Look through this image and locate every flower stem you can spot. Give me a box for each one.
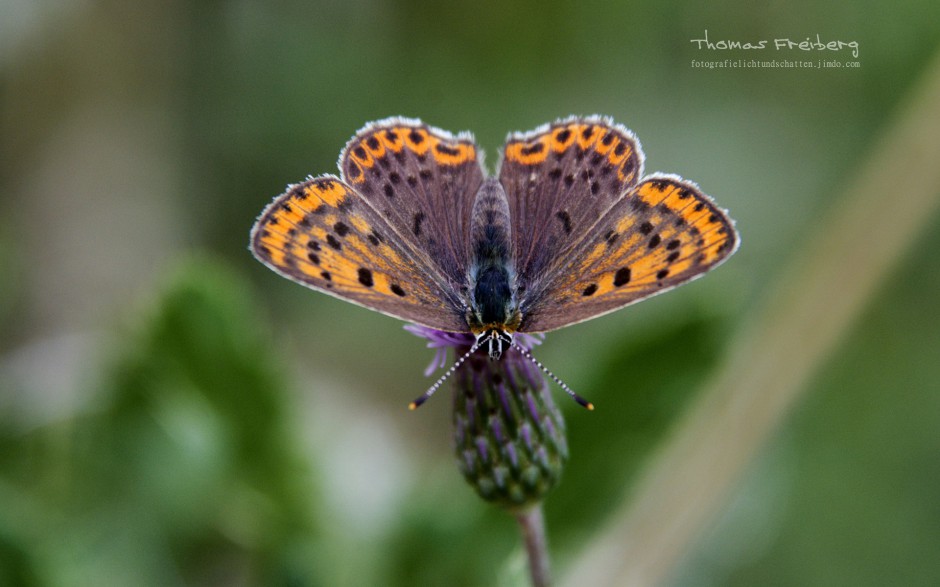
[515,505,551,587]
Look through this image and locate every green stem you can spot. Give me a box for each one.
[515,505,551,587]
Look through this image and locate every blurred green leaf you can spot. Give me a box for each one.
[0,259,324,586]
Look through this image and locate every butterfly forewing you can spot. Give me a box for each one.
[517,175,738,332]
[251,175,471,330]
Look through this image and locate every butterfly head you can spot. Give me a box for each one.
[473,328,514,360]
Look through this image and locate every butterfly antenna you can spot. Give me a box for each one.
[409,340,483,410]
[511,340,595,410]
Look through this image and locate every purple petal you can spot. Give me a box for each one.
[475,437,490,464]
[505,443,519,470]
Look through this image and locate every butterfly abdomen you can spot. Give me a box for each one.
[473,224,511,263]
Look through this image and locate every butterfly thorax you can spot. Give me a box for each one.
[466,179,521,358]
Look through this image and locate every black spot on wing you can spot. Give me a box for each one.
[358,268,374,287]
[556,210,572,234]
[413,212,426,236]
[614,267,631,287]
[521,142,544,155]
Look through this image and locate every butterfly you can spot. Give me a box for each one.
[250,116,739,407]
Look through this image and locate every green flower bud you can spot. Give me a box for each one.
[452,343,568,509]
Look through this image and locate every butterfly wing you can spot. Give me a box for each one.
[517,174,738,332]
[498,117,737,333]
[498,116,643,292]
[339,117,485,287]
[250,118,485,332]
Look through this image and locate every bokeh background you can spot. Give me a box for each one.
[2,1,939,585]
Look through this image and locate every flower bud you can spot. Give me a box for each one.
[451,343,568,509]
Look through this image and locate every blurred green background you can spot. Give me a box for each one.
[2,1,939,585]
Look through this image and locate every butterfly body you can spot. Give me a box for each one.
[251,116,738,361]
[466,179,521,357]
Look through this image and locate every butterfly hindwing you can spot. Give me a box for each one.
[498,116,644,304]
[340,117,485,288]
[518,174,739,332]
